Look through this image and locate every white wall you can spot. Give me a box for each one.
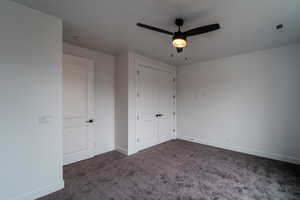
[0,1,64,200]
[115,53,129,153]
[63,43,115,155]
[177,43,300,164]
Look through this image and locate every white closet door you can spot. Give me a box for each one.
[63,55,95,165]
[136,66,160,151]
[158,71,175,143]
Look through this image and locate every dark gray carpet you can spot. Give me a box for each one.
[38,140,300,200]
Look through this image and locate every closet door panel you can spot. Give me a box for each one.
[158,71,175,143]
[136,66,160,150]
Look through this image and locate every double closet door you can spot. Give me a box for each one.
[136,65,176,151]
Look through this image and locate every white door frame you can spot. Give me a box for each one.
[63,54,95,165]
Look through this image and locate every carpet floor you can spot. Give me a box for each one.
[39,140,300,200]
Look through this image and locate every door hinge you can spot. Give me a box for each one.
[137,92,140,98]
[173,78,176,82]
[173,95,176,99]
[137,115,139,120]
[173,129,175,133]
[137,138,140,143]
[173,112,176,116]
[137,70,140,75]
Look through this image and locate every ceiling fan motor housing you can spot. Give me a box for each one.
[173,31,186,41]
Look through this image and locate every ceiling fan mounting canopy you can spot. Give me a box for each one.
[137,17,220,53]
[175,18,184,28]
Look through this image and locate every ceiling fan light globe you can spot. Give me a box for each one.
[172,38,187,48]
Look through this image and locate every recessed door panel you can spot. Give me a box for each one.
[64,126,88,154]
[63,63,88,118]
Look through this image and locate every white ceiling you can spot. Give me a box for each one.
[13,0,300,66]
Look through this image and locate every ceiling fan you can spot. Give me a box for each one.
[137,18,220,53]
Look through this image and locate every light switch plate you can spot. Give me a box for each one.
[38,115,53,124]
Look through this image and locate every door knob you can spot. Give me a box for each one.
[155,114,159,118]
[158,114,163,117]
[86,119,94,123]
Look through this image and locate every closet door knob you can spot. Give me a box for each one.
[86,119,94,123]
[158,114,163,117]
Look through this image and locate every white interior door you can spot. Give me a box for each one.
[136,66,160,151]
[63,55,95,165]
[158,71,176,143]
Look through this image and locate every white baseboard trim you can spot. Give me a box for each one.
[115,146,128,155]
[94,147,115,156]
[9,180,64,200]
[178,136,300,165]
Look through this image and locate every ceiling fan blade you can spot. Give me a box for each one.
[184,24,220,37]
[137,23,173,35]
